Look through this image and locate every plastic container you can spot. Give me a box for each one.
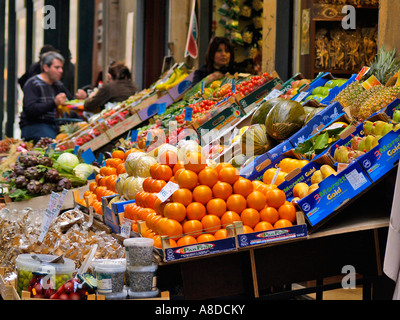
[102,288,129,300]
[123,237,154,266]
[94,262,126,294]
[128,288,159,299]
[15,254,75,296]
[127,264,158,292]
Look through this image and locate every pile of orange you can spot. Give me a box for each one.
[263,158,309,186]
[128,150,298,249]
[81,149,130,215]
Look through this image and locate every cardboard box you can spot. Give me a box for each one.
[102,195,135,234]
[235,213,308,248]
[297,160,372,231]
[137,94,174,121]
[236,77,283,114]
[167,71,195,101]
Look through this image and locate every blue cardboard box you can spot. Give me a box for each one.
[102,195,136,234]
[137,93,174,121]
[297,160,372,230]
[167,71,195,101]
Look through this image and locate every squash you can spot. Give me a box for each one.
[241,124,275,157]
[265,99,306,141]
[251,98,282,125]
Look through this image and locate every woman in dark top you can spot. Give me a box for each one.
[84,62,139,114]
[193,37,237,85]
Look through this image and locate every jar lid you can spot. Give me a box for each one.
[94,262,126,273]
[123,237,154,247]
[128,288,159,299]
[15,254,75,274]
[127,263,158,273]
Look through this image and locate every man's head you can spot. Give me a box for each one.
[40,51,65,84]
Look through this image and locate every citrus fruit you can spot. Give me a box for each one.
[143,177,154,192]
[172,188,192,207]
[243,225,254,234]
[186,202,206,220]
[214,228,228,240]
[212,181,233,200]
[226,194,247,214]
[233,178,254,198]
[184,152,207,173]
[177,170,198,190]
[163,202,186,222]
[254,221,274,232]
[246,191,267,211]
[240,208,260,229]
[197,234,216,243]
[112,150,125,160]
[220,211,241,228]
[192,185,213,205]
[159,150,178,168]
[219,166,239,185]
[150,163,160,179]
[215,163,233,174]
[201,214,221,234]
[206,198,227,217]
[198,168,219,188]
[260,206,279,225]
[150,179,167,193]
[266,188,286,209]
[278,203,297,224]
[155,164,173,182]
[158,218,183,240]
[182,220,203,238]
[173,161,185,175]
[274,219,293,229]
[177,235,197,247]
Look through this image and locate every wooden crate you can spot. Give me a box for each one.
[0,268,20,300]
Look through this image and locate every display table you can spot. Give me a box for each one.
[156,175,395,300]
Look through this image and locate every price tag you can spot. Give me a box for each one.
[158,102,167,115]
[73,145,80,155]
[81,148,96,164]
[362,75,381,90]
[294,91,308,102]
[264,89,282,101]
[157,182,180,202]
[345,169,368,191]
[145,131,152,147]
[231,79,236,94]
[131,130,138,142]
[184,107,193,122]
[38,192,62,242]
[120,218,133,238]
[201,81,205,94]
[356,66,371,81]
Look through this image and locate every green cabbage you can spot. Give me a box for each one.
[73,163,94,180]
[57,153,80,169]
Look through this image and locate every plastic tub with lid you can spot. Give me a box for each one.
[123,237,154,266]
[127,263,157,292]
[94,262,126,295]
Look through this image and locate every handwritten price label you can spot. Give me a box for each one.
[157,182,180,202]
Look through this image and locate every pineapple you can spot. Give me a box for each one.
[368,47,400,85]
[334,81,365,108]
[56,123,83,141]
[350,84,385,119]
[358,86,400,121]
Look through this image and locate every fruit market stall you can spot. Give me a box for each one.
[2,45,400,300]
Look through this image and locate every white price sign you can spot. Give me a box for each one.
[157,182,180,203]
[120,218,133,238]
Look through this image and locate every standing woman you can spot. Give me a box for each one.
[193,37,237,85]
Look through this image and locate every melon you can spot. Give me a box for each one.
[251,98,282,125]
[265,99,306,141]
[241,124,275,157]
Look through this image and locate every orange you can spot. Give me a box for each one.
[177,235,197,247]
[144,193,159,210]
[177,170,198,190]
[186,202,206,221]
[143,177,154,192]
[263,168,286,186]
[159,150,178,168]
[240,208,260,229]
[266,189,286,209]
[182,220,203,238]
[174,168,185,181]
[226,194,247,214]
[197,234,216,243]
[233,178,254,198]
[192,185,213,205]
[215,162,233,174]
[246,191,267,211]
[100,166,117,177]
[89,182,97,193]
[95,174,103,184]
[150,179,167,193]
[163,202,186,222]
[106,158,123,168]
[274,219,293,229]
[278,203,297,224]
[172,188,192,207]
[124,203,137,220]
[253,181,276,195]
[150,163,160,179]
[198,168,219,188]
[214,229,228,240]
[220,211,241,228]
[254,221,274,232]
[112,150,125,160]
[116,163,126,175]
[106,175,117,192]
[158,218,183,240]
[201,214,221,234]
[173,162,185,175]
[260,206,279,225]
[155,164,173,182]
[154,198,168,215]
[212,181,233,201]
[145,211,157,230]
[243,225,254,234]
[219,166,240,185]
[206,198,227,217]
[184,151,207,173]
[155,217,169,235]
[124,148,143,161]
[153,235,177,249]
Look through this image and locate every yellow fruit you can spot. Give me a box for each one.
[293,183,309,199]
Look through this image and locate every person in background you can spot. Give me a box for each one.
[18,44,58,90]
[19,51,86,143]
[84,61,139,114]
[193,37,238,85]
